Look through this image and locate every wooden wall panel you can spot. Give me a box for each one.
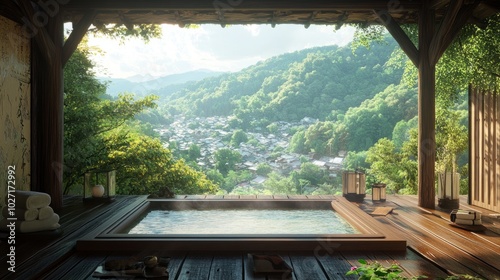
[470,86,500,212]
[0,15,31,207]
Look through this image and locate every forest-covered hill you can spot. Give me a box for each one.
[155,37,405,126]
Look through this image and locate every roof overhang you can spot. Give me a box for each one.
[61,0,499,27]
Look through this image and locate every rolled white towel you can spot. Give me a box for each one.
[38,206,55,220]
[2,206,39,221]
[5,191,51,210]
[0,213,60,233]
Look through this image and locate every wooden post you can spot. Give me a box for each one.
[417,1,436,209]
[31,13,64,211]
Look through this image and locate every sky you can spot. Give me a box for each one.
[85,24,356,80]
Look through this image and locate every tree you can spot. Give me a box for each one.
[267,123,279,134]
[230,129,248,147]
[289,130,307,154]
[63,46,155,193]
[63,44,218,195]
[214,148,242,176]
[366,138,405,192]
[263,172,297,195]
[435,107,468,176]
[256,163,272,176]
[187,144,201,162]
[304,121,335,155]
[296,162,325,186]
[205,169,224,189]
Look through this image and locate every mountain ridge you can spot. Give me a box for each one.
[99,69,225,97]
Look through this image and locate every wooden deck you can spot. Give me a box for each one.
[1,195,499,280]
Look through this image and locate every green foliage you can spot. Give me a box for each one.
[230,129,248,147]
[435,107,468,174]
[346,259,422,280]
[205,169,224,189]
[214,148,242,176]
[346,259,483,280]
[159,38,403,124]
[304,121,335,155]
[223,170,253,193]
[256,163,272,176]
[332,84,417,152]
[296,162,325,186]
[387,15,500,101]
[187,144,201,162]
[88,23,162,43]
[263,172,297,195]
[366,138,417,194]
[289,129,307,154]
[437,14,500,95]
[267,123,279,134]
[63,45,218,195]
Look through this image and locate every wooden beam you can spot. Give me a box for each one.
[17,0,56,64]
[31,11,64,210]
[216,9,225,28]
[63,10,96,67]
[429,0,463,65]
[430,0,481,64]
[432,0,481,63]
[335,11,348,30]
[417,1,436,209]
[65,0,422,11]
[304,11,319,29]
[374,10,419,67]
[118,11,134,30]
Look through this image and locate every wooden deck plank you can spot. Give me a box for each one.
[268,254,294,280]
[388,249,449,278]
[391,196,500,259]
[176,255,213,280]
[168,254,187,280]
[0,196,146,280]
[272,195,288,199]
[41,253,107,280]
[378,212,498,278]
[224,195,240,199]
[256,195,273,200]
[315,252,354,280]
[208,254,243,280]
[289,254,328,280]
[243,253,266,280]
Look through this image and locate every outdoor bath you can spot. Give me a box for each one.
[76,197,406,252]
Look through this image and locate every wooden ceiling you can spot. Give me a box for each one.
[61,0,500,28]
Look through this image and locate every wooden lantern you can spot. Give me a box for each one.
[342,171,366,202]
[83,170,116,203]
[372,183,386,203]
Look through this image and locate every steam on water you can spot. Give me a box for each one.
[128,209,358,234]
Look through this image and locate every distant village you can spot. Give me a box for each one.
[156,116,346,190]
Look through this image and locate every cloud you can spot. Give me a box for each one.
[86,24,355,78]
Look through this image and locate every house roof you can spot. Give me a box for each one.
[61,0,500,27]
